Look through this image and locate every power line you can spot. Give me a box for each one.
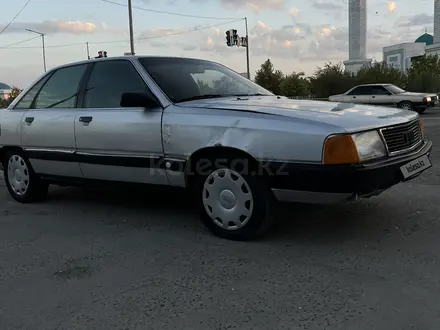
[0,0,32,36]
[0,35,39,48]
[99,0,242,20]
[0,19,243,50]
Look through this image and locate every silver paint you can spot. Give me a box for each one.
[0,56,424,204]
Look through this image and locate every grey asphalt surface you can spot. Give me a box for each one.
[1,109,439,330]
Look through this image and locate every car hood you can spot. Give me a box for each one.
[177,96,418,132]
[399,91,437,97]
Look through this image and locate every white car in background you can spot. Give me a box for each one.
[329,83,438,114]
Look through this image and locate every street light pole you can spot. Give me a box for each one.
[127,0,135,55]
[25,28,46,72]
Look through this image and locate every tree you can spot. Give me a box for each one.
[407,55,440,92]
[0,87,21,108]
[309,62,355,98]
[279,72,311,97]
[409,54,440,75]
[254,59,284,95]
[356,62,406,88]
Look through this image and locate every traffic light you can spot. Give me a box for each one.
[240,36,248,47]
[232,29,238,46]
[226,30,232,46]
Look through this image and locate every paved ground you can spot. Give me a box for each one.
[1,109,439,330]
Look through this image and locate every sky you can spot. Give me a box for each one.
[0,0,436,87]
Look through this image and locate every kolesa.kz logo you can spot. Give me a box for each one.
[406,159,425,173]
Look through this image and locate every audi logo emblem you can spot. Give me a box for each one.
[403,130,415,143]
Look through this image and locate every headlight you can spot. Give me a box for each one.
[423,97,431,102]
[323,130,386,164]
[351,130,387,161]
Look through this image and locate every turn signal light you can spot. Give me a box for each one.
[323,135,360,164]
[420,119,426,137]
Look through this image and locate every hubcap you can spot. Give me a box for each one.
[400,103,412,111]
[202,168,254,231]
[7,155,30,196]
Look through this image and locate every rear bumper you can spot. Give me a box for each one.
[267,140,433,204]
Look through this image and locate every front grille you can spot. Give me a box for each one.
[380,120,423,154]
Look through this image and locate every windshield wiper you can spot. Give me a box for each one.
[176,94,229,103]
[232,93,269,97]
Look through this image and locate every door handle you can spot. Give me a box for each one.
[372,96,376,98]
[79,116,93,123]
[24,117,34,124]
[352,96,356,99]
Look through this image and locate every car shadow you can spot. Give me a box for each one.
[42,184,397,244]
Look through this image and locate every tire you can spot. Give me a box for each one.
[398,101,414,112]
[193,157,275,241]
[3,149,49,203]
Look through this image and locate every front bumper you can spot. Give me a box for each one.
[268,140,433,204]
[417,102,437,110]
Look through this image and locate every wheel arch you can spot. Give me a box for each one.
[184,146,267,189]
[0,146,24,166]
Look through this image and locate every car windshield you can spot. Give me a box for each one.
[386,84,406,94]
[138,57,273,103]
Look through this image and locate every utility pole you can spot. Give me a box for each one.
[128,0,135,55]
[245,17,250,80]
[26,28,46,72]
[86,42,90,59]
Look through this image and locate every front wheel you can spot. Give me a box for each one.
[398,101,414,112]
[3,150,48,203]
[194,159,275,240]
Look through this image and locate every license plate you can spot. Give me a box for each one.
[400,155,432,179]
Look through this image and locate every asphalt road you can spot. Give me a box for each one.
[1,109,439,330]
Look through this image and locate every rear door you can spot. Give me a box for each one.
[342,86,372,104]
[19,64,88,177]
[74,59,168,184]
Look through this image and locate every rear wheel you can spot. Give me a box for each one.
[3,150,48,203]
[193,157,275,240]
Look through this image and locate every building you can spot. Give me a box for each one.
[383,41,426,72]
[425,0,440,55]
[382,1,440,67]
[0,82,12,100]
[343,0,372,74]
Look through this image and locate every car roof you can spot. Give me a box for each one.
[46,55,216,72]
[354,83,393,87]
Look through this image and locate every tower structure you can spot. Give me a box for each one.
[343,0,372,73]
[426,0,440,55]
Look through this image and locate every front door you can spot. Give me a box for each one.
[369,85,393,106]
[74,59,168,185]
[20,63,88,178]
[343,86,372,104]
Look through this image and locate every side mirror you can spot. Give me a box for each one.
[120,92,159,109]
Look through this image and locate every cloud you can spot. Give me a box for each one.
[387,1,397,12]
[311,0,345,11]
[395,13,433,28]
[101,22,127,35]
[289,7,299,17]
[0,20,96,35]
[199,0,285,12]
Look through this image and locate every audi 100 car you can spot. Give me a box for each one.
[0,56,433,240]
[329,83,438,114]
